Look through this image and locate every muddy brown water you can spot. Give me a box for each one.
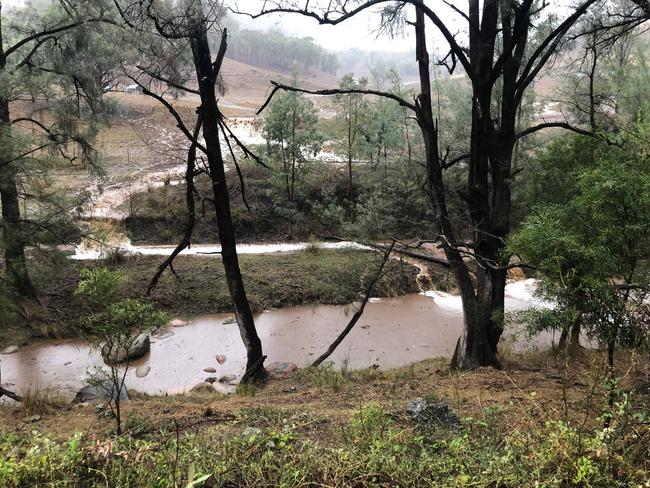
[0,281,555,399]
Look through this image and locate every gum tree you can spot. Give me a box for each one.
[113,0,267,381]
[240,0,648,369]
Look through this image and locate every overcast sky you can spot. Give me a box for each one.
[229,0,465,52]
[3,0,569,54]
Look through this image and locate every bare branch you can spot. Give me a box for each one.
[232,0,472,76]
[147,113,204,294]
[312,240,396,367]
[257,80,417,115]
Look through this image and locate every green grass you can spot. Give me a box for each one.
[0,399,646,487]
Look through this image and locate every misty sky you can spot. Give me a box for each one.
[230,0,464,52]
[3,0,570,54]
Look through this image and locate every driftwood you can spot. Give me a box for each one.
[312,240,396,367]
[0,386,22,402]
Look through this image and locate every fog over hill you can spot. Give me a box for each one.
[223,16,420,81]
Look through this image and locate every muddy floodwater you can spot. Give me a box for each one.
[0,280,554,399]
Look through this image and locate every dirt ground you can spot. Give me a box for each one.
[2,349,648,446]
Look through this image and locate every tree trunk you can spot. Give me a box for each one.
[189,26,265,382]
[411,3,500,369]
[0,90,36,298]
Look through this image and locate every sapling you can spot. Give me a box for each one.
[76,267,166,434]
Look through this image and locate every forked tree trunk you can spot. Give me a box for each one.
[412,1,502,369]
[189,22,265,382]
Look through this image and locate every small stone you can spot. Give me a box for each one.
[203,367,217,373]
[215,355,227,364]
[25,415,41,423]
[406,398,460,430]
[169,319,187,328]
[191,382,214,392]
[204,377,218,384]
[241,426,262,437]
[1,345,19,354]
[218,374,237,383]
[223,316,236,325]
[135,365,151,378]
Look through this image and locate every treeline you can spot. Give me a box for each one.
[224,24,339,75]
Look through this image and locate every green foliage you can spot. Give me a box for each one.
[262,71,323,201]
[509,125,650,348]
[225,19,339,75]
[75,267,122,310]
[76,267,166,435]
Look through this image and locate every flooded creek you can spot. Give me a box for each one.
[0,280,554,399]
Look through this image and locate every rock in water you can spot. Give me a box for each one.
[135,365,151,378]
[266,362,298,378]
[218,374,237,383]
[74,379,129,404]
[169,319,187,328]
[406,398,460,429]
[204,377,218,384]
[215,355,227,364]
[1,345,19,354]
[203,367,217,373]
[101,334,150,364]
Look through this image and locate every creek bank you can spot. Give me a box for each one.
[0,249,420,350]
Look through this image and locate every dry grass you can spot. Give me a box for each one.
[20,389,68,417]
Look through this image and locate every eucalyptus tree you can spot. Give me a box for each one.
[0,0,111,298]
[262,68,322,201]
[333,73,369,220]
[362,68,403,171]
[239,0,649,369]
[113,0,266,381]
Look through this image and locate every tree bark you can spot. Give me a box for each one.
[189,25,265,382]
[411,2,500,369]
[0,45,36,298]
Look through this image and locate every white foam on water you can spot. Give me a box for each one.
[70,241,372,260]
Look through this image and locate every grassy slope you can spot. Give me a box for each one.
[0,350,648,486]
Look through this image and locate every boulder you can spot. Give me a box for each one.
[135,365,151,378]
[406,398,460,429]
[73,379,129,404]
[266,362,298,378]
[101,334,150,364]
[215,355,227,364]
